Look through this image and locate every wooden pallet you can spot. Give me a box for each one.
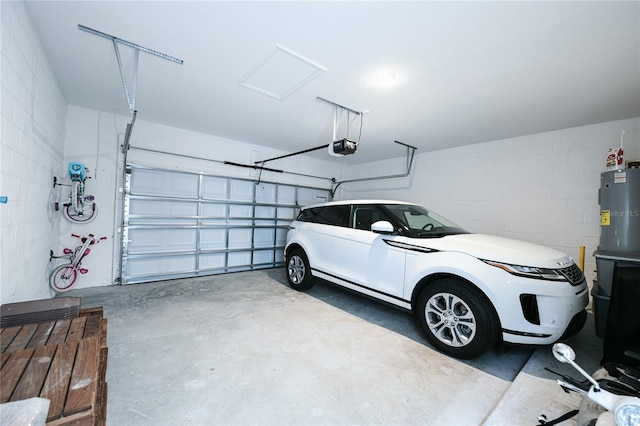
[0,308,108,425]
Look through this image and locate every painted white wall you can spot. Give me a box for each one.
[337,117,640,286]
[1,1,67,304]
[58,107,128,291]
[62,105,341,290]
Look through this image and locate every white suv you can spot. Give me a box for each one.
[284,200,589,359]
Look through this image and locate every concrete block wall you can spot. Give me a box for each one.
[1,1,67,304]
[339,117,640,287]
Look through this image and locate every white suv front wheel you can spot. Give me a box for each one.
[286,249,315,290]
[417,279,500,359]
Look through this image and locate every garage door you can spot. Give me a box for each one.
[121,164,330,284]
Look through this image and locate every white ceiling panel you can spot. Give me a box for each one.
[23,1,640,164]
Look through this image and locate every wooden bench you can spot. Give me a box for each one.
[0,307,108,425]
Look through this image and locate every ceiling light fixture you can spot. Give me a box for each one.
[371,70,399,90]
[376,72,396,84]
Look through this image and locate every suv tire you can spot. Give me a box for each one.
[417,278,499,359]
[286,248,315,290]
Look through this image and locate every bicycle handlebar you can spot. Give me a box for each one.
[69,234,107,244]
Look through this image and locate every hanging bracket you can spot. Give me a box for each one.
[331,140,417,197]
[317,97,367,157]
[78,25,184,113]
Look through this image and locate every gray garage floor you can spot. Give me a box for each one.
[62,269,603,425]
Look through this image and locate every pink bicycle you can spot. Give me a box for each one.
[49,233,106,292]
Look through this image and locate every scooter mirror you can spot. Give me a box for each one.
[551,342,602,391]
[552,343,575,363]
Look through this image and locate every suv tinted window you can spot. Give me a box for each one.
[297,205,349,227]
[352,205,389,230]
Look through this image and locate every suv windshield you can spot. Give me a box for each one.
[383,204,469,238]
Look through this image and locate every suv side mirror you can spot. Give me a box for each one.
[371,220,395,234]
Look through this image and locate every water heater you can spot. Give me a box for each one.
[598,168,640,256]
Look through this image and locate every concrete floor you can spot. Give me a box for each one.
[62,269,604,425]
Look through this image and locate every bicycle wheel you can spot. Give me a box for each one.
[50,264,78,292]
[73,181,82,213]
[63,200,97,223]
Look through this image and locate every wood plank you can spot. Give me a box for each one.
[1,304,108,425]
[100,318,108,348]
[83,314,102,339]
[79,306,103,317]
[26,320,56,348]
[46,410,95,426]
[99,347,108,379]
[1,351,11,369]
[66,316,88,342]
[64,336,99,417]
[47,319,72,345]
[1,326,21,352]
[99,381,108,426]
[11,344,57,401]
[42,339,78,421]
[0,348,35,403]
[4,323,38,353]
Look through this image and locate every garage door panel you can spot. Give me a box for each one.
[256,183,276,203]
[228,252,251,267]
[122,165,330,284]
[200,229,227,250]
[298,187,329,206]
[129,217,196,226]
[254,228,275,248]
[277,186,296,204]
[129,199,198,224]
[200,203,226,217]
[254,220,275,228]
[255,206,275,219]
[127,255,196,277]
[128,228,197,254]
[201,176,228,200]
[229,180,254,201]
[131,169,198,198]
[275,228,288,245]
[200,203,227,225]
[229,204,252,218]
[199,253,226,270]
[277,207,295,220]
[228,228,252,249]
[254,250,274,265]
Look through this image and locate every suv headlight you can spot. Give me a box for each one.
[483,260,566,281]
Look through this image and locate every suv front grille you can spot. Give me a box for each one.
[558,263,585,286]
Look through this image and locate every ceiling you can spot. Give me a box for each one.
[24,1,640,165]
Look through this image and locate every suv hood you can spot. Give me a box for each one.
[416,233,573,268]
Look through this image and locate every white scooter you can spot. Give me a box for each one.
[546,343,640,426]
